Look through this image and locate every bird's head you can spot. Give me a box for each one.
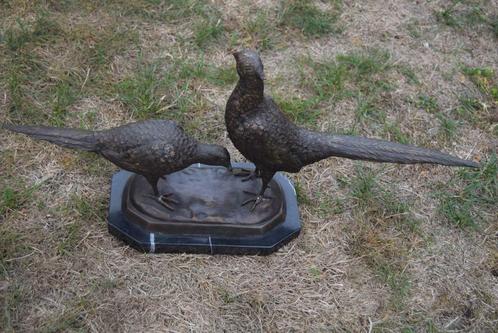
[232,49,265,81]
[197,144,232,170]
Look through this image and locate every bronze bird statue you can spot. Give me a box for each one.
[225,49,479,209]
[3,120,231,210]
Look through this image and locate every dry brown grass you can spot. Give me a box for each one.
[1,0,497,332]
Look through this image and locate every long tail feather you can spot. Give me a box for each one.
[302,130,479,168]
[2,124,97,152]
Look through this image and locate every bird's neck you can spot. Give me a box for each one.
[235,77,264,104]
[195,144,221,166]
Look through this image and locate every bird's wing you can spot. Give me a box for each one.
[100,140,179,175]
[244,100,304,172]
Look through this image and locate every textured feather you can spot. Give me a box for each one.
[2,124,97,151]
[299,130,479,168]
[3,120,231,195]
[225,49,480,191]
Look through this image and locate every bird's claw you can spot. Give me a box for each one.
[242,190,273,199]
[232,168,253,176]
[241,196,265,211]
[240,173,256,182]
[145,193,178,211]
[241,190,272,211]
[232,168,258,182]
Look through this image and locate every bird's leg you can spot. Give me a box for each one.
[146,175,160,196]
[155,192,179,211]
[242,170,275,211]
[144,175,178,211]
[233,167,261,182]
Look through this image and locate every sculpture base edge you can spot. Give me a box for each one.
[107,163,301,255]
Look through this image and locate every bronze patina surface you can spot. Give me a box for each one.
[122,165,286,237]
[2,120,231,210]
[225,49,479,209]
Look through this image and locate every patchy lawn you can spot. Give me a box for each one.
[1,0,497,332]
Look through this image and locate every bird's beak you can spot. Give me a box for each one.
[257,70,265,81]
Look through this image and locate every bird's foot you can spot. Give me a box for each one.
[241,190,273,211]
[232,168,257,182]
[158,193,179,211]
[145,193,178,211]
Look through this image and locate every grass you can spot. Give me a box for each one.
[52,193,106,255]
[303,49,392,100]
[294,182,312,206]
[50,81,78,126]
[279,0,342,36]
[397,64,420,85]
[301,48,394,130]
[416,95,439,113]
[405,19,422,39]
[453,96,483,123]
[113,0,228,47]
[361,172,417,217]
[67,23,139,71]
[0,188,24,219]
[3,12,63,51]
[348,166,413,220]
[65,193,107,222]
[436,0,498,37]
[437,154,497,229]
[39,297,93,333]
[56,222,83,256]
[415,95,461,140]
[436,112,459,141]
[116,56,236,121]
[436,2,461,28]
[177,58,237,86]
[315,196,345,218]
[308,265,326,281]
[462,66,497,100]
[3,22,59,122]
[383,122,411,144]
[1,282,28,332]
[0,226,30,275]
[106,0,212,24]
[354,96,386,124]
[242,11,277,50]
[1,0,496,331]
[116,62,167,119]
[274,96,321,127]
[344,166,420,311]
[91,278,121,292]
[456,66,498,135]
[491,16,498,37]
[0,182,39,220]
[0,225,37,332]
[194,14,224,47]
[377,262,411,310]
[1,11,138,125]
[303,57,346,99]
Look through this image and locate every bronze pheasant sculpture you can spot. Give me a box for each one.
[3,120,231,210]
[225,49,479,209]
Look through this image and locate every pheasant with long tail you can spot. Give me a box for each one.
[225,49,479,209]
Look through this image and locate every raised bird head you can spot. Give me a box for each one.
[197,144,232,170]
[233,49,265,81]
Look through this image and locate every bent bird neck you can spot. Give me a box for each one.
[195,144,221,166]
